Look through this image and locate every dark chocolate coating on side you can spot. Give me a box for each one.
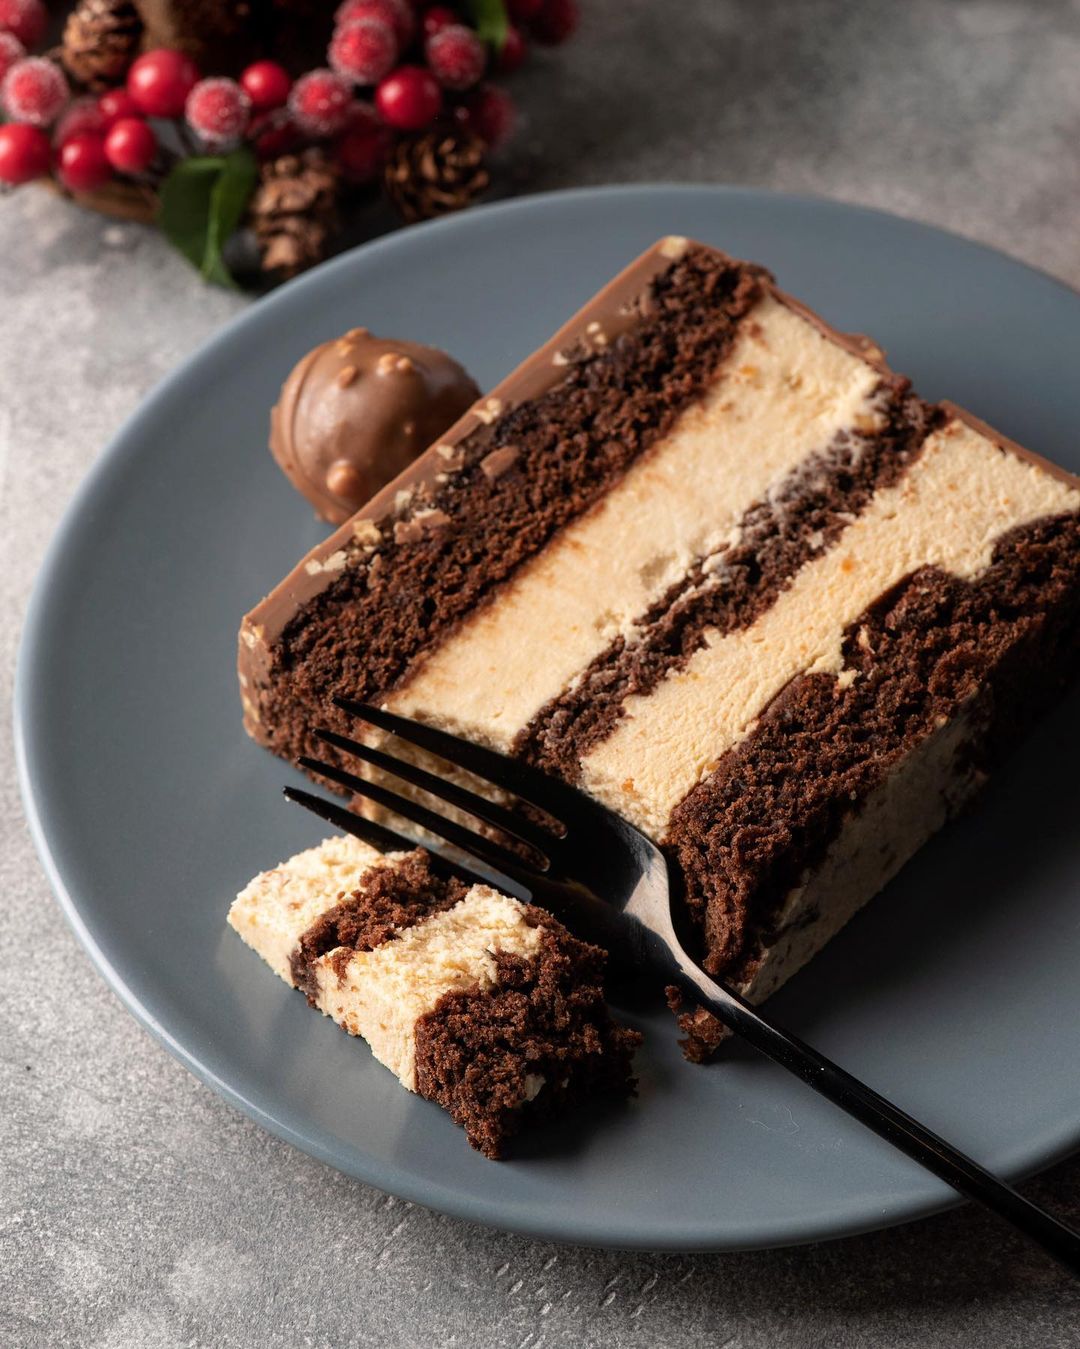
[270,328,481,524]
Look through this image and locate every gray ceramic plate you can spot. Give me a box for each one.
[16,186,1080,1252]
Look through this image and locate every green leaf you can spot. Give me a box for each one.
[159,156,223,271]
[159,147,257,289]
[464,0,509,50]
[204,148,258,285]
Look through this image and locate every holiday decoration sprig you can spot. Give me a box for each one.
[0,0,581,286]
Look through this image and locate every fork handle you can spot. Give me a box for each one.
[673,959,1080,1275]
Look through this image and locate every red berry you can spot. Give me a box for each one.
[455,83,514,149]
[506,0,542,19]
[0,0,45,49]
[104,116,157,173]
[425,22,484,90]
[329,17,397,85]
[495,22,527,74]
[97,87,141,127]
[287,68,354,136]
[185,76,251,146]
[335,0,414,47]
[250,109,302,160]
[422,5,456,36]
[0,119,49,182]
[1,57,69,127]
[532,0,578,44]
[240,60,292,112]
[127,49,200,119]
[336,113,390,183]
[375,64,441,130]
[0,30,24,83]
[54,95,106,144]
[58,132,111,192]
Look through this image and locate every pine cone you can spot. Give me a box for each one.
[383,131,490,224]
[61,0,143,90]
[251,149,341,280]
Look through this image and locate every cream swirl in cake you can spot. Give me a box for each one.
[238,240,1080,1057]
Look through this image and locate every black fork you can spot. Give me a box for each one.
[286,697,1080,1275]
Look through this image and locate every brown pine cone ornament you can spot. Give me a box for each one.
[61,0,143,90]
[383,130,490,224]
[251,149,341,280]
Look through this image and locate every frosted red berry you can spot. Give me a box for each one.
[288,68,354,136]
[422,5,457,36]
[375,64,441,129]
[455,83,514,149]
[58,132,111,192]
[185,76,251,146]
[532,0,579,44]
[127,49,200,118]
[335,0,414,48]
[336,114,390,183]
[495,23,527,74]
[506,0,542,20]
[425,23,484,90]
[97,87,141,127]
[240,60,292,112]
[250,109,302,160]
[54,95,106,145]
[0,0,45,49]
[104,116,157,173]
[0,120,49,182]
[1,57,69,127]
[329,17,398,85]
[0,30,24,84]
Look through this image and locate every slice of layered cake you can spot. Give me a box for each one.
[228,836,640,1156]
[239,238,1080,1058]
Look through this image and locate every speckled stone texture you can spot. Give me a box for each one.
[4,2,1080,1345]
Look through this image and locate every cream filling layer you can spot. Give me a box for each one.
[387,295,884,746]
[228,838,542,1091]
[581,418,1080,837]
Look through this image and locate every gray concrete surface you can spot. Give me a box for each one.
[4,2,1080,1345]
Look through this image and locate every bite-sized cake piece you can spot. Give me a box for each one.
[239,238,1080,1057]
[228,835,640,1157]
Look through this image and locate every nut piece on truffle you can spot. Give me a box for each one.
[270,329,481,524]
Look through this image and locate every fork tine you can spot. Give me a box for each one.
[282,786,495,892]
[298,754,545,882]
[283,785,416,855]
[334,698,597,824]
[313,725,559,855]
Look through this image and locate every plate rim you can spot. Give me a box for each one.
[14,182,1080,1253]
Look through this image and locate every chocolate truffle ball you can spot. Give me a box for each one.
[270,328,481,524]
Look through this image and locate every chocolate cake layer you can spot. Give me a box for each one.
[228,837,639,1156]
[415,923,641,1158]
[515,385,936,776]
